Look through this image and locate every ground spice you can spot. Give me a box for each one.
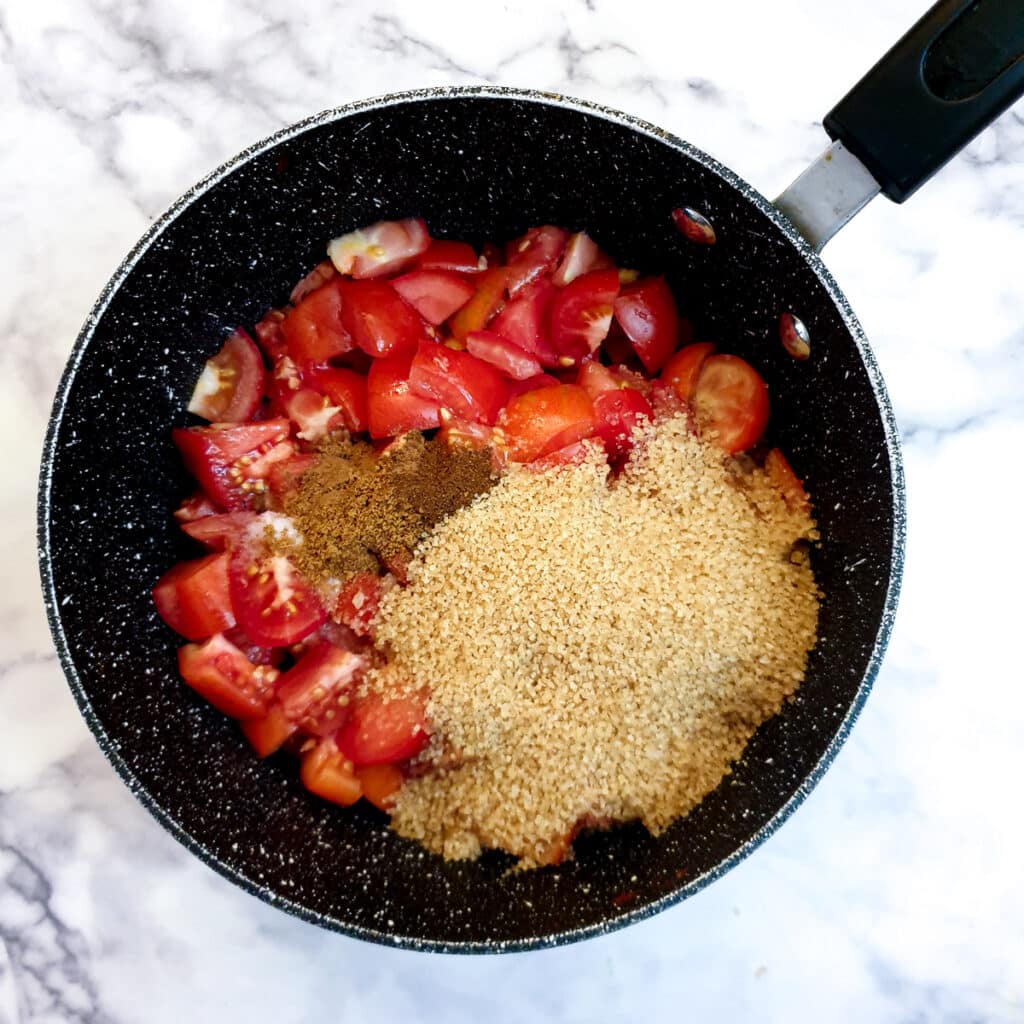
[280,432,495,586]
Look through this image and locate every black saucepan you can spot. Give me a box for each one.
[38,1,1024,950]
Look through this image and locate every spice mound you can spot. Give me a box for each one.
[374,418,819,866]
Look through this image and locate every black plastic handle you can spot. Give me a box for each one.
[824,0,1024,203]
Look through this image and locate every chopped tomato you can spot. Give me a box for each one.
[181,510,259,550]
[415,239,481,274]
[489,280,558,367]
[300,736,363,806]
[529,439,594,469]
[593,388,653,462]
[277,641,365,736]
[228,524,326,647]
[265,452,317,502]
[281,278,353,366]
[187,329,265,423]
[303,367,368,434]
[499,384,596,463]
[153,552,235,640]
[449,267,509,341]
[613,277,680,373]
[691,354,770,453]
[505,373,561,399]
[173,492,218,523]
[283,388,344,443]
[253,309,289,362]
[327,217,431,279]
[649,379,690,423]
[335,572,382,638]
[391,270,474,326]
[357,763,404,812]
[289,259,337,304]
[337,689,430,767]
[366,352,442,439]
[172,419,296,511]
[552,231,606,286]
[240,703,295,757]
[177,633,273,718]
[223,624,284,667]
[660,342,715,401]
[765,448,811,514]
[408,340,510,424]
[548,269,620,364]
[378,549,413,586]
[339,279,429,359]
[465,330,543,381]
[504,225,568,296]
[576,361,622,398]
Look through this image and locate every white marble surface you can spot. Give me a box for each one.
[3,0,1023,1020]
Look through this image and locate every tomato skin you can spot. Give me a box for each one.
[337,689,430,767]
[691,354,770,454]
[489,280,559,367]
[335,572,382,638]
[660,342,715,401]
[357,763,404,812]
[153,553,235,640]
[240,703,295,757]
[464,330,543,381]
[504,225,568,296]
[181,511,259,550]
[328,218,431,279]
[505,373,561,400]
[499,384,596,463]
[366,352,442,439]
[281,278,353,366]
[415,239,481,274]
[276,641,365,737]
[300,736,363,806]
[187,329,265,423]
[339,279,430,359]
[552,231,604,286]
[391,269,474,326]
[177,633,271,718]
[765,448,810,514]
[593,388,653,462]
[408,340,510,425]
[548,269,620,364]
[613,277,680,373]
[449,267,509,341]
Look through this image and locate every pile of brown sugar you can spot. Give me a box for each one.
[371,417,821,866]
[280,432,495,585]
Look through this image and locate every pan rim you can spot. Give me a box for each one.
[36,84,906,954]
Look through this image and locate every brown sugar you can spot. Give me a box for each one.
[370,417,820,866]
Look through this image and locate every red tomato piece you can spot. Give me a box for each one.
[449,267,509,341]
[548,269,620,364]
[499,384,596,463]
[172,420,296,511]
[178,634,275,719]
[504,225,568,297]
[660,342,715,401]
[181,511,259,550]
[303,367,367,433]
[289,259,337,305]
[339,279,430,359]
[153,552,235,640]
[765,448,811,514]
[613,277,680,373]
[335,572,382,638]
[489,280,559,367]
[391,270,474,326]
[366,352,442,439]
[529,439,594,470]
[228,526,326,647]
[337,689,430,767]
[327,218,431,280]
[408,341,510,425]
[576,361,621,398]
[283,388,344,443]
[223,624,284,667]
[300,736,363,806]
[552,230,605,286]
[265,452,317,503]
[357,763,404,812]
[505,373,561,399]
[593,388,653,462]
[281,278,353,366]
[691,354,770,453]
[187,329,265,423]
[240,703,295,757]
[415,239,481,274]
[466,330,543,381]
[254,309,289,362]
[173,492,219,523]
[277,641,366,737]
[378,549,413,587]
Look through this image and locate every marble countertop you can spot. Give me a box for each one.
[3,0,1023,1020]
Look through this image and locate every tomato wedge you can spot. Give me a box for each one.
[504,225,568,296]
[366,351,442,439]
[253,309,288,362]
[552,231,606,286]
[289,260,337,304]
[489,280,558,367]
[172,419,296,511]
[691,354,770,453]
[266,453,316,504]
[335,572,383,638]
[415,239,481,274]
[449,267,509,341]
[327,217,431,279]
[339,279,430,359]
[465,330,543,381]
[281,278,353,366]
[187,329,265,423]
[765,448,810,514]
[593,388,653,462]
[240,703,295,757]
[499,384,596,463]
[174,491,218,523]
[613,277,680,373]
[177,633,274,718]
[357,763,404,812]
[300,736,363,806]
[153,552,235,640]
[277,641,365,737]
[223,624,284,667]
[660,342,715,401]
[391,269,474,326]
[408,341,510,425]
[548,268,620,364]
[228,521,326,647]
[181,511,259,550]
[305,367,368,434]
[337,689,430,767]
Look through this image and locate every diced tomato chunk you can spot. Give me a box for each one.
[174,492,218,523]
[302,367,367,434]
[449,267,509,341]
[466,330,543,381]
[335,572,382,638]
[505,373,561,399]
[339,279,430,359]
[187,329,265,423]
[415,239,481,274]
[576,361,621,398]
[181,511,259,550]
[529,439,595,470]
[391,269,474,326]
[277,641,365,737]
[765,448,811,514]
[499,384,596,463]
[548,269,620,364]
[408,340,510,425]
[613,277,680,373]
[254,309,289,362]
[660,342,715,402]
[366,352,442,439]
[691,354,769,453]
[357,763,404,812]
[223,625,284,667]
[327,217,431,279]
[489,280,558,367]
[281,278,353,366]
[177,633,273,719]
[337,688,430,767]
[153,552,235,640]
[289,260,337,304]
[240,703,295,757]
[300,736,363,806]
[266,453,317,502]
[593,388,653,462]
[504,225,568,296]
[552,231,605,286]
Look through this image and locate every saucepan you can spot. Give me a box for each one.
[37,0,1024,950]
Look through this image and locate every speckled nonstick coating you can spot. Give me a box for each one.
[38,88,905,952]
